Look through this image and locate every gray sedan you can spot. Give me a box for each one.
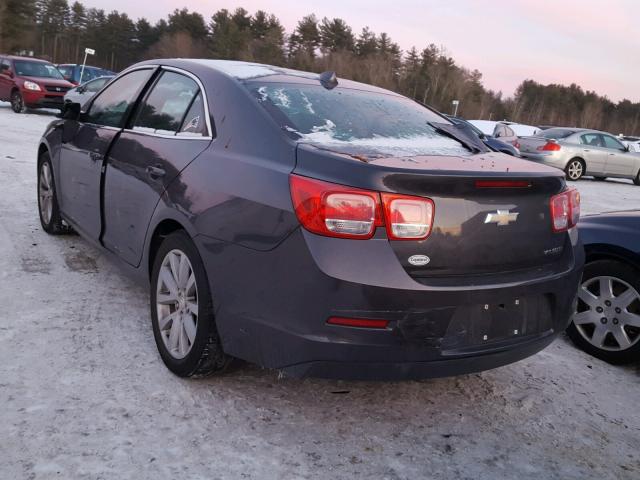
[63,75,113,106]
[519,128,640,184]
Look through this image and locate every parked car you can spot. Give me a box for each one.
[509,123,541,137]
[63,75,113,106]
[0,55,74,113]
[37,59,583,380]
[519,128,640,183]
[468,120,520,148]
[446,115,520,156]
[619,135,640,153]
[56,64,115,86]
[568,210,640,364]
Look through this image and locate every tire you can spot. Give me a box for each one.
[37,153,66,234]
[565,158,585,181]
[567,259,640,364]
[634,170,640,186]
[150,230,230,377]
[593,176,607,181]
[11,90,25,113]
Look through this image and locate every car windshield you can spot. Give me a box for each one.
[14,60,64,79]
[538,128,575,139]
[246,82,470,158]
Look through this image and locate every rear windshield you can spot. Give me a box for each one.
[14,60,64,79]
[246,82,470,158]
[539,128,575,139]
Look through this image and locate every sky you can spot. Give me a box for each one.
[81,0,639,102]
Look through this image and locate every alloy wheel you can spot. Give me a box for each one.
[39,162,54,225]
[156,249,198,359]
[11,91,24,113]
[573,275,640,351]
[567,160,583,180]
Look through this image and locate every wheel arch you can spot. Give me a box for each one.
[585,244,640,271]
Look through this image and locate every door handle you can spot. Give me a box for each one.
[146,165,166,178]
[583,149,590,152]
[89,151,103,162]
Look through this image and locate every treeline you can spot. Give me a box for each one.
[1,0,639,134]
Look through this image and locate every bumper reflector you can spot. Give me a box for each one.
[327,317,389,329]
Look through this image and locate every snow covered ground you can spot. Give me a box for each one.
[0,102,638,480]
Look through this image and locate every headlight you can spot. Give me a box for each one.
[24,81,41,91]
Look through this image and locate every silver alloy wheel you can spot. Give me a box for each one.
[39,162,54,225]
[567,160,583,180]
[11,91,24,112]
[573,275,640,351]
[156,249,198,359]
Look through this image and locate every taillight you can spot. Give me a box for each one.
[289,175,382,239]
[513,140,521,149]
[537,142,561,151]
[550,188,580,232]
[289,175,435,240]
[381,193,434,240]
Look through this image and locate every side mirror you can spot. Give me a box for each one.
[61,102,82,120]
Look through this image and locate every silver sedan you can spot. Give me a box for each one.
[519,128,640,184]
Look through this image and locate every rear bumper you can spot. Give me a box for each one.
[196,227,583,380]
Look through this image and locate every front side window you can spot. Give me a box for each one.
[85,77,109,93]
[84,69,152,128]
[14,61,64,79]
[132,71,207,136]
[246,82,469,157]
[601,135,626,151]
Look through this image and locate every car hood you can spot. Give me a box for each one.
[21,76,74,87]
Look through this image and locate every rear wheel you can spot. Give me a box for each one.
[634,170,640,186]
[150,230,230,377]
[567,260,640,364]
[565,159,584,181]
[11,90,25,113]
[38,153,66,234]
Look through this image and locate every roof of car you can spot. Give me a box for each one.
[1,55,51,63]
[136,59,398,96]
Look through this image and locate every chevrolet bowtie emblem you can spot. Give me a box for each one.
[484,210,519,226]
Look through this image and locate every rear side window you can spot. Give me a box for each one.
[247,82,469,157]
[580,133,602,147]
[84,69,153,128]
[132,70,208,137]
[504,126,515,137]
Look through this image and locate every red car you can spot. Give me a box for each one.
[0,55,74,113]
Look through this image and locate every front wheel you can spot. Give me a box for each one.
[567,260,640,364]
[38,153,66,234]
[150,230,230,377]
[11,90,25,113]
[565,159,584,181]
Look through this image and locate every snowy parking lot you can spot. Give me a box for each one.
[0,103,639,480]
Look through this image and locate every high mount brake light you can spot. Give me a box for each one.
[289,175,435,240]
[550,188,580,232]
[538,142,561,151]
[327,317,389,329]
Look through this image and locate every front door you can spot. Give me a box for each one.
[102,69,212,266]
[600,134,636,177]
[58,68,154,240]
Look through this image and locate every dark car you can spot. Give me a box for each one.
[0,55,74,112]
[568,211,640,363]
[56,64,116,86]
[446,115,520,156]
[37,60,583,380]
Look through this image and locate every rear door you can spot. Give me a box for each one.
[600,134,636,176]
[578,133,607,174]
[102,68,212,266]
[58,68,154,240]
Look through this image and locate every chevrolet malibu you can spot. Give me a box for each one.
[37,60,584,379]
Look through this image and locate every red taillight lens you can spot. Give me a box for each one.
[290,175,382,239]
[381,193,434,240]
[537,142,561,151]
[513,140,521,149]
[550,188,580,232]
[327,316,389,329]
